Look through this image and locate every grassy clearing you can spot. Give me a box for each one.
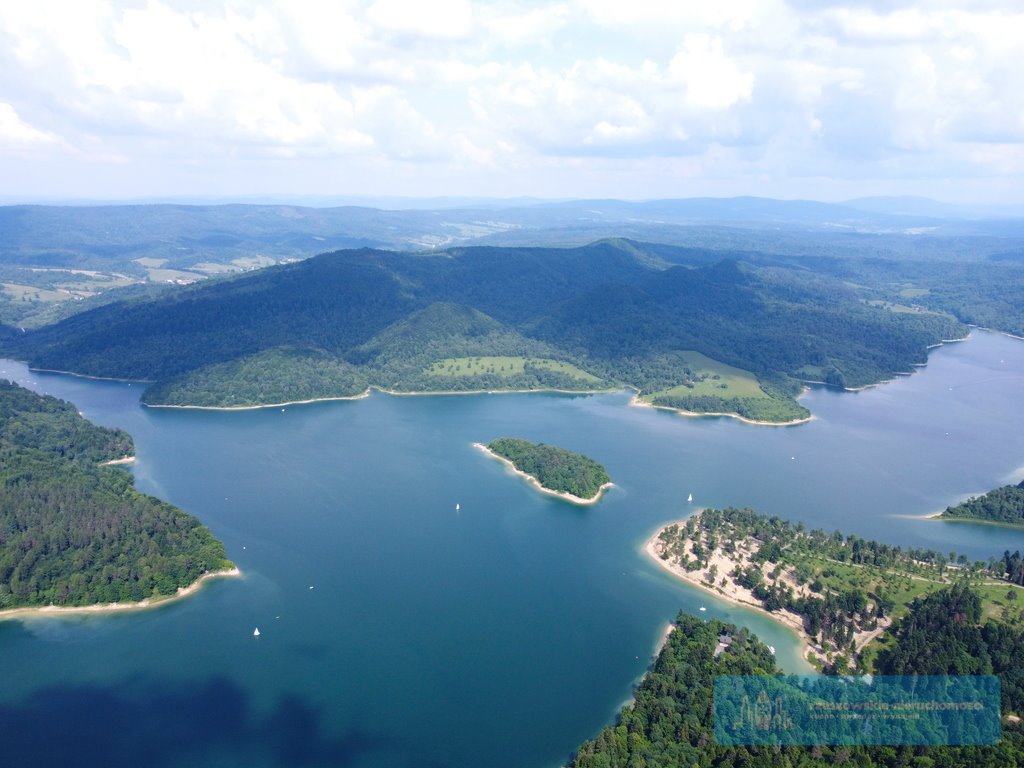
[644,350,767,401]
[191,262,237,274]
[793,552,1024,627]
[133,257,167,268]
[865,299,942,315]
[2,283,75,302]
[146,268,204,283]
[424,356,603,384]
[795,364,826,381]
[231,255,277,270]
[898,286,931,299]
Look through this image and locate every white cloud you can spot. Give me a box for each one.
[0,102,60,144]
[365,0,473,41]
[0,0,1021,201]
[668,34,754,110]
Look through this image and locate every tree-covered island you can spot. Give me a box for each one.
[938,479,1024,527]
[0,380,235,614]
[477,437,612,504]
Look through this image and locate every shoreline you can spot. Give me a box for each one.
[473,442,613,505]
[142,385,616,411]
[28,366,154,384]
[971,325,1024,342]
[376,384,616,397]
[629,393,813,427]
[100,455,136,466]
[642,523,814,658]
[144,390,372,410]
[0,567,241,622]
[925,514,1024,530]
[927,335,971,350]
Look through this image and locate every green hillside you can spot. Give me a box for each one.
[2,242,968,420]
[142,346,369,407]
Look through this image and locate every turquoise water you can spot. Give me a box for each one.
[1,330,1023,767]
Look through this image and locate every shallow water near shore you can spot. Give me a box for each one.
[2,329,1023,767]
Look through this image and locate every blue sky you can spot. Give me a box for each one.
[1,0,1021,204]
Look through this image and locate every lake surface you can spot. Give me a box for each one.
[2,330,1024,768]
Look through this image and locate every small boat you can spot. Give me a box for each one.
[699,605,706,612]
[455,503,460,511]
[768,645,776,655]
[687,493,693,503]
[253,627,260,637]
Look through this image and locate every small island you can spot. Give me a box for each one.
[0,380,236,616]
[476,437,612,504]
[938,480,1024,527]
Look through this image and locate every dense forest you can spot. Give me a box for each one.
[1,241,968,420]
[0,381,233,608]
[875,583,1024,715]
[141,346,369,407]
[940,480,1024,526]
[568,598,1024,767]
[486,438,611,501]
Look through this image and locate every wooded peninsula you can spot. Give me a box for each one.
[648,507,1024,672]
[568,589,1024,767]
[938,479,1024,527]
[0,380,234,612]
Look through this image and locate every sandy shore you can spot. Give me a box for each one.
[28,366,154,384]
[378,385,615,397]
[144,390,372,410]
[629,393,813,427]
[0,567,241,622]
[642,524,812,646]
[144,385,617,411]
[924,514,1024,529]
[644,521,891,668]
[927,335,971,350]
[473,442,613,505]
[100,455,136,466]
[975,327,1024,342]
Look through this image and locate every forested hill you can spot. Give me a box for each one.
[940,480,1024,526]
[2,241,967,419]
[0,381,232,608]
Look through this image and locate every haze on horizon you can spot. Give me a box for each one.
[1,0,1022,207]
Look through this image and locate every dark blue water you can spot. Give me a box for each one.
[1,330,1023,767]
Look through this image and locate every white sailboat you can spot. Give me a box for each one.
[687,493,693,503]
[455,503,460,511]
[253,627,260,637]
[699,605,706,612]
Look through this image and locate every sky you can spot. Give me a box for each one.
[1,0,1022,205]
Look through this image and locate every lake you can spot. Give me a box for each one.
[2,330,1023,767]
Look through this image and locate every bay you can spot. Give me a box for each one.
[1,329,1023,767]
